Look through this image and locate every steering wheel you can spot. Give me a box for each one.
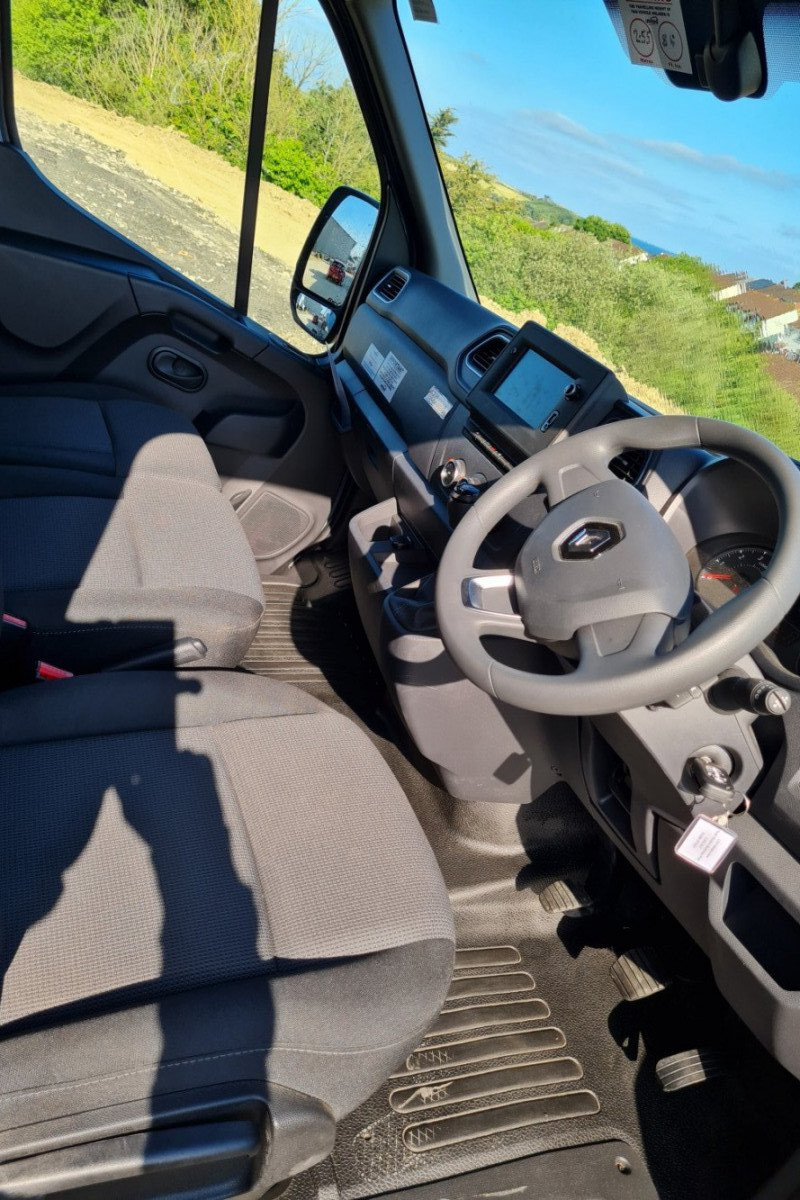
[435,416,800,716]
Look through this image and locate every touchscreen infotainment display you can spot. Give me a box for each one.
[494,349,573,429]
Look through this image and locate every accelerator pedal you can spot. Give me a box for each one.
[610,947,671,1001]
[538,880,593,916]
[656,1049,728,1092]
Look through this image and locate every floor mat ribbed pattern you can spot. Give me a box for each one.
[241,582,349,683]
[330,943,603,1197]
[240,577,380,715]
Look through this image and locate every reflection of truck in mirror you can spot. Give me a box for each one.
[327,259,346,285]
[316,217,356,265]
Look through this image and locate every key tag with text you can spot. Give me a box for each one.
[675,814,738,874]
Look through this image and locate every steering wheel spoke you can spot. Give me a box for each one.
[574,612,677,682]
[540,450,617,505]
[461,569,530,642]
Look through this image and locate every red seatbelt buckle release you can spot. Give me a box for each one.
[2,612,28,629]
[36,660,74,681]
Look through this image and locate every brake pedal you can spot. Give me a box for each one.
[610,947,671,1001]
[538,880,593,916]
[656,1048,727,1092]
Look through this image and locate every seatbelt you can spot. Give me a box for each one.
[1,612,33,683]
[234,0,279,314]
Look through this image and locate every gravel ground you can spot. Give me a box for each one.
[20,112,304,346]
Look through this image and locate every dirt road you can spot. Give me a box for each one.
[13,74,320,346]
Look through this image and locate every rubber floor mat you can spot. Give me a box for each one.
[375,1141,658,1200]
[240,579,381,716]
[389,1057,584,1114]
[447,971,535,1000]
[327,944,608,1199]
[399,1028,568,1075]
[426,997,551,1037]
[402,1090,600,1152]
[453,946,520,969]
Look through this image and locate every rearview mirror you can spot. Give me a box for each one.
[291,187,379,343]
[603,0,767,101]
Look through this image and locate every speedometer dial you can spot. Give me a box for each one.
[693,539,800,671]
[696,544,772,609]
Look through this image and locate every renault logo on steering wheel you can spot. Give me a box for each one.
[560,522,623,560]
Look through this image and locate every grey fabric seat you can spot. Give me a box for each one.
[0,383,218,497]
[0,385,264,669]
[0,670,455,1193]
[0,474,265,670]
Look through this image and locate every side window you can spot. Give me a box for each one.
[8,0,380,350]
[250,0,381,344]
[9,0,259,310]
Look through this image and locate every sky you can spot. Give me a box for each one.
[397,0,800,283]
[335,194,378,256]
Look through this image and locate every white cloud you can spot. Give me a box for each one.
[628,139,800,191]
[464,106,697,213]
[517,109,609,149]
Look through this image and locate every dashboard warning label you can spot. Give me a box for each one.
[619,0,691,75]
[424,386,453,419]
[375,352,408,402]
[361,343,385,380]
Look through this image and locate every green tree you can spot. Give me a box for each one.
[446,154,490,214]
[428,106,458,151]
[12,0,111,92]
[574,214,631,244]
[262,136,338,205]
[298,79,379,196]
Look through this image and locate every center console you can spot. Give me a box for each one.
[341,316,639,806]
[463,321,627,464]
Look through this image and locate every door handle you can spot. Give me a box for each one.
[148,346,208,392]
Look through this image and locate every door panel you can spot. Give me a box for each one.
[0,239,138,350]
[0,153,346,574]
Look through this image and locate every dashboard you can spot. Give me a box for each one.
[340,265,790,655]
[340,268,800,670]
[339,267,671,562]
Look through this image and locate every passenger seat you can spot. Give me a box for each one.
[0,382,264,671]
[0,383,218,497]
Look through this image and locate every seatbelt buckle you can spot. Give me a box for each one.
[36,660,74,681]
[2,612,28,630]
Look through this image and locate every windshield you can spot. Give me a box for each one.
[399,1,800,457]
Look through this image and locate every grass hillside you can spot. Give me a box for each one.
[492,180,577,227]
[522,195,577,227]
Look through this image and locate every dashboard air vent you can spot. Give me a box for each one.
[610,447,649,485]
[375,269,407,302]
[602,404,651,487]
[465,332,511,376]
